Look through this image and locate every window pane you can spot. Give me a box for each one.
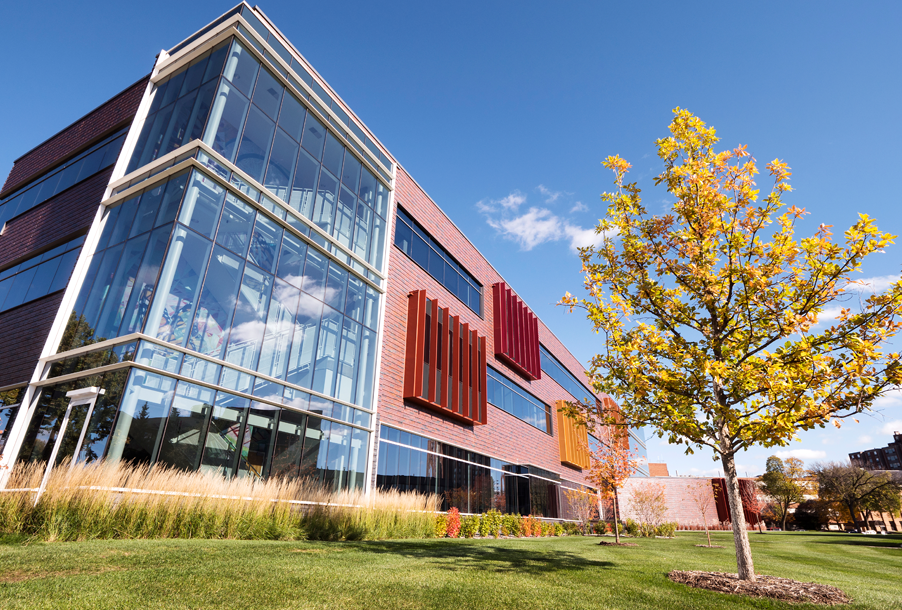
[258,279,300,381]
[276,233,307,288]
[216,193,256,257]
[325,263,348,312]
[133,105,174,170]
[199,396,247,477]
[263,129,298,203]
[444,262,458,296]
[156,172,189,228]
[182,79,218,146]
[312,169,338,235]
[252,67,284,120]
[301,114,326,160]
[270,408,306,479]
[130,184,164,238]
[278,93,306,142]
[93,233,150,341]
[145,226,213,346]
[363,286,379,330]
[301,249,327,301]
[344,276,365,323]
[299,417,327,481]
[341,152,361,192]
[203,80,250,162]
[333,187,355,248]
[23,257,61,303]
[290,149,319,218]
[236,405,278,480]
[286,291,322,389]
[157,382,215,471]
[48,248,80,294]
[358,168,376,206]
[355,326,377,409]
[312,305,342,396]
[80,243,125,333]
[106,370,176,465]
[179,171,226,239]
[108,195,141,247]
[188,245,244,358]
[222,40,260,97]
[247,215,283,274]
[410,233,429,270]
[223,265,273,371]
[324,422,352,491]
[427,247,444,283]
[322,132,344,178]
[374,182,389,219]
[119,225,171,335]
[179,54,209,96]
[160,88,199,156]
[352,200,373,260]
[335,318,361,403]
[76,369,128,464]
[393,217,411,254]
[235,105,275,184]
[160,71,187,108]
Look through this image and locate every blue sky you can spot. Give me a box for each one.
[2,1,901,477]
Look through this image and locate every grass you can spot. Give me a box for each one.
[0,531,899,609]
[0,461,437,541]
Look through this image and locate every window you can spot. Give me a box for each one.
[0,236,84,313]
[0,129,128,230]
[393,206,483,315]
[486,366,552,434]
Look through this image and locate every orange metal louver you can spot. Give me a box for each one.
[556,400,591,469]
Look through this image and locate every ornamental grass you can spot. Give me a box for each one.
[0,461,438,542]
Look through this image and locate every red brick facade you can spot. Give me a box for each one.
[376,167,601,490]
[0,168,112,269]
[0,293,65,389]
[1,77,148,198]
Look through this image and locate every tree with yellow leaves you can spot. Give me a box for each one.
[561,109,902,581]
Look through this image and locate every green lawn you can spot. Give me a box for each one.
[0,531,899,609]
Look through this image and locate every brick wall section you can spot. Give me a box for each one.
[1,77,148,198]
[0,292,64,388]
[375,166,607,491]
[0,167,111,269]
[648,463,670,477]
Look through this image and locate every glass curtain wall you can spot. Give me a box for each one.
[18,368,366,489]
[376,425,564,518]
[127,37,389,273]
[62,168,380,415]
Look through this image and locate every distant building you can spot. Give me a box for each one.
[648,463,669,477]
[850,432,902,471]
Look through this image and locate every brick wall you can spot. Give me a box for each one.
[0,293,64,389]
[375,166,607,490]
[1,77,148,198]
[0,168,111,268]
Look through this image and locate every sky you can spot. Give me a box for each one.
[2,1,901,478]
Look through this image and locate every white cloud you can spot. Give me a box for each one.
[871,388,902,410]
[486,206,609,252]
[858,435,873,444]
[774,449,826,460]
[814,306,844,326]
[846,275,900,294]
[881,420,902,435]
[537,184,565,204]
[570,201,589,213]
[476,191,526,213]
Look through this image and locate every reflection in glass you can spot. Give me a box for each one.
[157,382,215,470]
[189,246,244,358]
[106,370,176,465]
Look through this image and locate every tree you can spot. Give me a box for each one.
[759,456,807,531]
[586,426,637,544]
[626,480,668,536]
[793,498,849,530]
[688,479,717,546]
[560,109,902,581]
[739,480,766,533]
[812,462,902,529]
[562,485,599,534]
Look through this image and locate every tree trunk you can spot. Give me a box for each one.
[721,451,756,582]
[781,507,789,531]
[613,486,621,544]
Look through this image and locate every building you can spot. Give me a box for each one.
[850,432,902,471]
[0,3,647,519]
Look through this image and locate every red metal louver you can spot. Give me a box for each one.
[404,290,487,425]
[491,282,541,381]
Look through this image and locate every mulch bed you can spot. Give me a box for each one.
[598,540,638,547]
[668,570,851,605]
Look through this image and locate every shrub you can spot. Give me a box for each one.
[609,521,624,535]
[501,513,521,537]
[554,523,564,536]
[460,515,479,538]
[445,508,461,538]
[592,521,606,535]
[480,509,503,538]
[656,522,677,537]
[542,522,554,537]
[625,518,640,537]
[638,521,657,537]
[434,514,448,538]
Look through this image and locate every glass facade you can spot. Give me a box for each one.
[0,129,127,229]
[0,236,83,313]
[128,38,390,275]
[0,388,23,455]
[376,425,566,518]
[486,366,551,434]
[393,207,483,315]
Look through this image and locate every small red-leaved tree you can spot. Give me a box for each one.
[586,426,638,544]
[688,480,717,547]
[740,481,766,533]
